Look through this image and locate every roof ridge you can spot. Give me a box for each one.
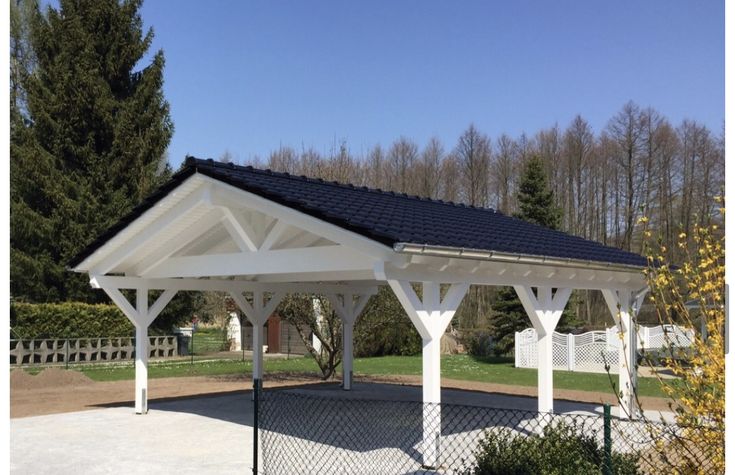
[184,156,498,213]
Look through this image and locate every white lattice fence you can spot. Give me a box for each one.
[515,325,695,372]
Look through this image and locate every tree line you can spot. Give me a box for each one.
[244,104,723,328]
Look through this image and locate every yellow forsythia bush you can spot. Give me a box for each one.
[641,201,725,474]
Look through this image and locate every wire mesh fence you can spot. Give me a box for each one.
[259,390,722,474]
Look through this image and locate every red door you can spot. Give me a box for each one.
[267,314,281,353]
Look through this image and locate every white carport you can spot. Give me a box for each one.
[70,159,647,468]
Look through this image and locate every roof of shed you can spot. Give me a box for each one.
[69,157,648,269]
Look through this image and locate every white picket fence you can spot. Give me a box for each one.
[514,324,695,372]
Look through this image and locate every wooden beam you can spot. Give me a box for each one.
[220,208,259,252]
[259,220,289,251]
[91,275,378,295]
[143,245,375,278]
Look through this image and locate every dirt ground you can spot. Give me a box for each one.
[10,368,672,418]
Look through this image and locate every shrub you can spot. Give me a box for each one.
[461,329,494,357]
[636,206,725,472]
[465,422,639,475]
[10,302,134,339]
[354,286,422,357]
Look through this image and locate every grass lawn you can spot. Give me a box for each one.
[45,354,666,398]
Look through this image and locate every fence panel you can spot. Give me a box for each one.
[515,324,694,372]
[10,336,177,366]
[259,391,720,474]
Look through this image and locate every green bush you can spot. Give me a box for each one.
[10,302,135,339]
[354,286,422,357]
[465,422,640,475]
[461,329,495,357]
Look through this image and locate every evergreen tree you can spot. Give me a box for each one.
[514,155,562,229]
[10,0,173,302]
[490,156,577,355]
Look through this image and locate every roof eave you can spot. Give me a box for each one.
[393,242,647,274]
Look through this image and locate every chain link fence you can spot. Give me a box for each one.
[259,390,722,474]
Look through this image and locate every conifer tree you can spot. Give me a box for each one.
[10,0,173,302]
[491,156,577,355]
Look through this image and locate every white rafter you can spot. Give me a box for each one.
[259,220,289,251]
[220,208,259,252]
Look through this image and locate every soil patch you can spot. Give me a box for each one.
[10,368,94,391]
[10,370,673,418]
[10,371,322,418]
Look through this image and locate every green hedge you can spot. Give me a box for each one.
[465,422,640,475]
[10,302,135,339]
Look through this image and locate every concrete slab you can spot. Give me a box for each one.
[11,393,256,475]
[11,382,675,474]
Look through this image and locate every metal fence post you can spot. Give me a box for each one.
[65,338,69,369]
[191,330,194,365]
[603,403,612,475]
[253,378,261,475]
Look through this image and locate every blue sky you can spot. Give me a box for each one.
[138,1,724,168]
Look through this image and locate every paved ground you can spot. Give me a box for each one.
[10,382,674,474]
[11,392,257,475]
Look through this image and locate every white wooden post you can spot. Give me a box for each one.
[229,291,285,393]
[387,280,468,469]
[567,333,575,371]
[514,331,520,367]
[100,286,176,414]
[514,286,572,413]
[602,288,647,419]
[326,292,372,390]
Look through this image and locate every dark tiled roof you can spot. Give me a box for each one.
[69,157,648,269]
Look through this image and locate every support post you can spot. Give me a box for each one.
[135,324,148,414]
[326,292,373,391]
[387,280,469,469]
[514,286,572,414]
[99,286,176,414]
[602,288,647,419]
[229,290,285,396]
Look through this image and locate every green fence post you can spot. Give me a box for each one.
[603,403,612,475]
[253,378,261,475]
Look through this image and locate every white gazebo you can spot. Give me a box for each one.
[70,158,648,468]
